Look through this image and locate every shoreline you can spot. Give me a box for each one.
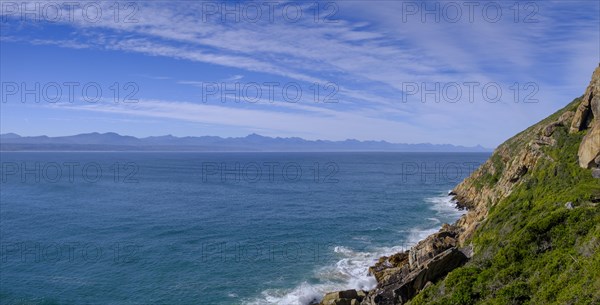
[243,192,467,305]
[309,189,476,305]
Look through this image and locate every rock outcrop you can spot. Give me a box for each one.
[572,65,600,168]
[450,66,600,243]
[571,66,600,133]
[369,252,409,283]
[579,126,600,168]
[316,290,368,305]
[451,108,564,244]
[361,225,468,305]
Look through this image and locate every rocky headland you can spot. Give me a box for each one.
[313,64,600,305]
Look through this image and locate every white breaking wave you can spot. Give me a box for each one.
[425,194,465,218]
[244,282,326,305]
[244,194,464,305]
[406,227,438,245]
[242,245,395,305]
[426,217,441,224]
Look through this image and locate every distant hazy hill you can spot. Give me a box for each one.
[0,132,491,152]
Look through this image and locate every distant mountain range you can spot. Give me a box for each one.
[0,132,492,152]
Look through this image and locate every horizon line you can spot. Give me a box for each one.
[0,131,492,149]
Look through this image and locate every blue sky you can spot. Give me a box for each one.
[0,0,599,147]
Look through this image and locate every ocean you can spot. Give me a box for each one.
[0,152,489,305]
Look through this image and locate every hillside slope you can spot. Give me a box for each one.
[408,65,600,305]
[315,65,600,305]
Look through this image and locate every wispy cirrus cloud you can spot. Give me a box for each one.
[48,97,427,141]
[1,0,598,146]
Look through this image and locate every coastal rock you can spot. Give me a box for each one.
[570,65,600,133]
[593,94,600,119]
[570,94,593,133]
[359,226,465,305]
[369,252,409,283]
[408,229,457,270]
[396,248,468,303]
[578,122,600,168]
[572,66,600,168]
[319,290,367,305]
[362,247,468,305]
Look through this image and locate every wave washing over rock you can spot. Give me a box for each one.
[243,194,462,305]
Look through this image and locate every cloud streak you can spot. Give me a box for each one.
[1,0,598,146]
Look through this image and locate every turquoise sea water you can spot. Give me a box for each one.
[0,152,489,305]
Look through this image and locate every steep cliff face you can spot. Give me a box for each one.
[316,65,600,305]
[407,65,600,304]
[452,65,600,246]
[451,107,570,245]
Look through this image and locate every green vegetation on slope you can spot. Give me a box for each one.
[408,100,600,305]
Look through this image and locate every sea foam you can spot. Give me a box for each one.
[243,194,462,305]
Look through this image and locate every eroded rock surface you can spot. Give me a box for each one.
[572,65,600,168]
[316,290,368,305]
[360,226,468,305]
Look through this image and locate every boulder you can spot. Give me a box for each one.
[369,251,409,283]
[593,93,600,119]
[395,248,468,303]
[578,123,600,168]
[322,299,352,305]
[408,230,457,270]
[535,136,557,146]
[559,111,575,125]
[572,67,600,168]
[570,97,593,133]
[542,122,562,137]
[508,165,529,182]
[320,290,367,305]
[362,247,468,305]
[358,225,467,305]
[570,65,600,133]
